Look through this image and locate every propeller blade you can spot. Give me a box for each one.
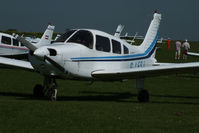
[15,34,37,51]
[44,56,65,73]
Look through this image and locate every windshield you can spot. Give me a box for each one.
[54,30,76,43]
[67,30,93,49]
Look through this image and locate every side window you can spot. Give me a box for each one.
[20,42,24,47]
[13,39,19,46]
[112,39,121,54]
[123,45,129,54]
[96,35,110,52]
[68,30,93,49]
[1,36,11,45]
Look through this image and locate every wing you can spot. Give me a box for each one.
[92,62,199,80]
[0,56,34,71]
[187,52,199,56]
[1,53,28,59]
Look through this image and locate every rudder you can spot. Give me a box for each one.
[139,12,161,52]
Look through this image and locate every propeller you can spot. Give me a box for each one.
[14,34,37,52]
[14,34,65,73]
[44,55,65,73]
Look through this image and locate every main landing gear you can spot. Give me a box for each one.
[136,78,149,102]
[33,76,58,101]
[33,77,149,102]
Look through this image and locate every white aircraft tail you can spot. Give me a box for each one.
[114,24,124,38]
[36,25,55,47]
[139,12,161,53]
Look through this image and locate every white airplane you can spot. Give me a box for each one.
[125,32,138,44]
[114,25,140,44]
[157,37,163,44]
[121,32,144,44]
[0,25,55,58]
[114,24,124,38]
[24,36,40,44]
[0,32,28,58]
[1,12,199,102]
[25,33,61,44]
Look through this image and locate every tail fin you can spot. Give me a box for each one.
[36,25,55,47]
[139,12,161,52]
[114,24,124,38]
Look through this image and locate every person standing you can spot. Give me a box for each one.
[175,40,181,59]
[182,40,190,60]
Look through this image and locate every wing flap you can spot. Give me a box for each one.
[92,63,199,80]
[0,56,34,71]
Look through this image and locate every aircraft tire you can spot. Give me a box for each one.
[137,89,149,102]
[50,89,57,101]
[33,84,44,97]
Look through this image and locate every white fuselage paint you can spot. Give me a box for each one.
[29,29,157,80]
[0,33,28,56]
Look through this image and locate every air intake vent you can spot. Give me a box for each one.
[48,48,57,56]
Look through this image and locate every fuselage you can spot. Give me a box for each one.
[0,33,28,56]
[29,29,157,80]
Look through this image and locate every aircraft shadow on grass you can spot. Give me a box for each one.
[0,90,199,105]
[0,90,136,102]
[58,91,136,102]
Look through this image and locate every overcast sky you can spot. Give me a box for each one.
[0,0,199,41]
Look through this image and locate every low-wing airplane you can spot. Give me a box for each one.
[24,35,40,44]
[126,32,138,44]
[114,24,140,44]
[114,24,124,38]
[1,11,199,102]
[0,25,55,58]
[187,52,199,56]
[157,37,163,44]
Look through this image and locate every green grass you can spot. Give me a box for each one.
[0,41,199,133]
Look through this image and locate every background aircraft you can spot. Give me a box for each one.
[114,24,124,38]
[24,35,40,44]
[0,12,199,102]
[114,24,141,44]
[187,52,199,56]
[156,37,163,44]
[0,25,55,58]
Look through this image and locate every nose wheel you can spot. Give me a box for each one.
[33,76,58,101]
[48,80,58,101]
[33,84,44,97]
[50,88,57,101]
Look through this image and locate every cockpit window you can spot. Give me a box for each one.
[96,35,110,52]
[67,30,93,49]
[112,39,121,54]
[1,36,11,45]
[54,30,76,43]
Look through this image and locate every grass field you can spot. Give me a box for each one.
[0,40,199,133]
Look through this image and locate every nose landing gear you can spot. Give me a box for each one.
[33,76,58,101]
